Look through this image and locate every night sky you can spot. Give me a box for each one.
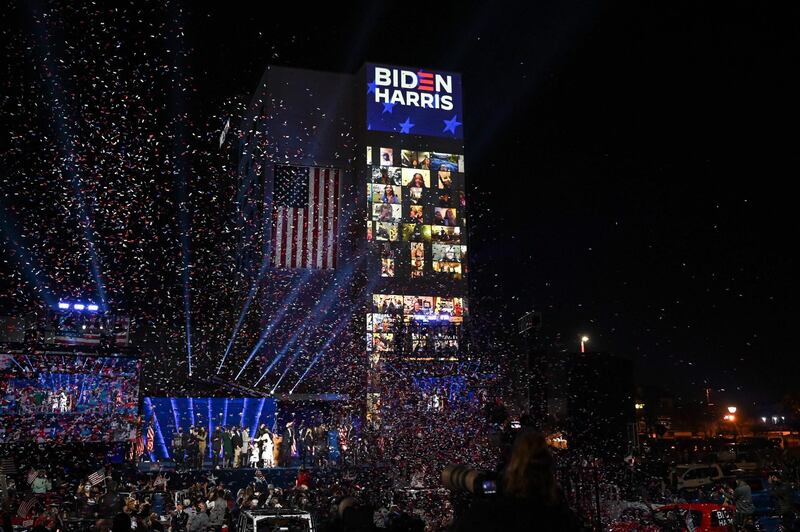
[2,2,797,405]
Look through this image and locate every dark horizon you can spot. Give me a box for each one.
[2,1,797,408]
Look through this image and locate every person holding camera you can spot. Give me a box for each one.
[450,430,580,531]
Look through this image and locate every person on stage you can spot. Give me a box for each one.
[261,434,274,468]
[232,427,243,468]
[249,443,260,468]
[196,426,207,469]
[172,429,184,469]
[211,426,223,469]
[272,430,283,467]
[240,427,250,467]
[222,427,233,468]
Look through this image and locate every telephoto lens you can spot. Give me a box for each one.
[441,465,496,495]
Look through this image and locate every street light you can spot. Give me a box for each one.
[727,406,737,414]
[580,336,589,353]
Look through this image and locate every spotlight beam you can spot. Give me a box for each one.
[288,260,379,393]
[218,255,271,374]
[29,13,107,308]
[234,270,314,380]
[254,261,357,388]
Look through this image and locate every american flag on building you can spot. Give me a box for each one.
[271,166,340,269]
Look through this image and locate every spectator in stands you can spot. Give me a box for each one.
[112,499,137,532]
[186,502,208,532]
[170,502,189,532]
[207,490,226,532]
[31,471,52,494]
[148,513,164,532]
[296,467,311,489]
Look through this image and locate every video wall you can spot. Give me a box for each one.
[366,147,467,280]
[0,354,140,443]
[364,145,468,361]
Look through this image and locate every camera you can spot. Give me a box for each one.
[441,465,498,496]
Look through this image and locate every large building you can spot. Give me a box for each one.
[221,63,469,422]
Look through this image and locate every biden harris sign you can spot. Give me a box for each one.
[366,63,463,139]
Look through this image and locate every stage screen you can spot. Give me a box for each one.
[142,397,278,460]
[367,64,464,139]
[0,354,140,443]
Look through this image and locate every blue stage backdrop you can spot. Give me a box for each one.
[142,397,277,461]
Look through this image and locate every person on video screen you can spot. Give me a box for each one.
[381,185,399,204]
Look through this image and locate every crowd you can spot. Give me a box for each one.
[1,427,584,532]
[0,358,140,444]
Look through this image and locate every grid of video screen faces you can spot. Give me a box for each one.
[365,147,466,280]
[367,294,466,361]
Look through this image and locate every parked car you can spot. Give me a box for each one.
[671,463,728,491]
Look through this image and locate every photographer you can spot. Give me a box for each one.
[450,430,580,531]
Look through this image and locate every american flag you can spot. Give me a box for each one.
[88,468,106,486]
[146,421,155,454]
[130,426,144,461]
[17,496,36,517]
[26,469,38,485]
[271,166,340,269]
[0,457,16,474]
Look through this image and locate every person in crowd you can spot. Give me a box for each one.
[210,427,223,469]
[769,474,796,529]
[731,478,755,528]
[452,430,580,531]
[231,428,243,469]
[170,502,189,532]
[296,467,311,489]
[411,173,426,188]
[207,490,226,532]
[112,499,138,532]
[148,513,164,532]
[31,471,52,494]
[186,502,208,532]
[222,427,233,468]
